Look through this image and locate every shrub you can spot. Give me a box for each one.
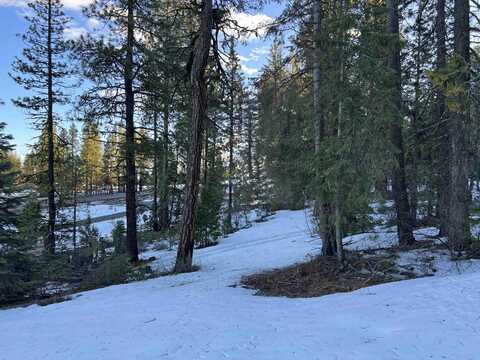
[111,221,126,254]
[81,254,132,289]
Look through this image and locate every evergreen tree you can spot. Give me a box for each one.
[80,121,103,194]
[386,0,415,246]
[224,40,244,233]
[10,0,71,254]
[102,130,117,193]
[257,35,312,212]
[139,0,188,232]
[174,0,214,273]
[434,0,449,236]
[0,121,34,303]
[75,0,152,262]
[448,0,470,251]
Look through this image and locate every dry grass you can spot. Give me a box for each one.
[241,251,418,298]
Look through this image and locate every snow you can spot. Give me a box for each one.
[94,218,125,238]
[55,200,150,238]
[58,202,126,221]
[92,216,147,238]
[1,210,480,359]
[344,226,440,251]
[395,247,480,277]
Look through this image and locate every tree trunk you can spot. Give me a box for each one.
[246,109,254,179]
[313,0,335,256]
[203,116,209,185]
[226,54,235,233]
[387,0,415,246]
[174,0,213,273]
[448,0,470,252]
[335,0,345,263]
[152,110,160,232]
[72,132,78,249]
[46,0,56,254]
[159,107,170,230]
[410,2,425,228]
[124,0,139,262]
[435,0,449,236]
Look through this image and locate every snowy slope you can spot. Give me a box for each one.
[1,210,479,360]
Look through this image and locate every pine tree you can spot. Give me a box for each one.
[196,126,225,247]
[402,0,435,227]
[0,121,34,303]
[387,0,415,246]
[67,122,80,249]
[224,40,243,233]
[139,0,188,232]
[76,0,152,262]
[102,130,117,193]
[312,0,336,256]
[448,0,470,251]
[10,0,71,254]
[80,122,103,194]
[174,0,214,273]
[435,0,449,236]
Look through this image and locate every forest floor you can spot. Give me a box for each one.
[1,209,480,359]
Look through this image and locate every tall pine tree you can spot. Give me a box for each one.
[10,0,71,254]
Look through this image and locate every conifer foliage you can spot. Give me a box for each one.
[2,0,480,304]
[0,120,33,303]
[10,0,72,254]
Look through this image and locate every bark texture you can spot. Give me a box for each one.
[387,0,415,246]
[313,0,336,256]
[159,107,170,230]
[124,0,139,262]
[174,0,213,273]
[448,0,470,252]
[435,0,449,236]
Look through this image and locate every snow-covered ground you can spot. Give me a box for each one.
[1,210,480,359]
[57,202,126,221]
[55,201,150,238]
[93,215,148,238]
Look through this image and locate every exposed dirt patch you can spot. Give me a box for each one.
[241,251,419,298]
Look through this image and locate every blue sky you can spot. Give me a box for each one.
[0,1,282,157]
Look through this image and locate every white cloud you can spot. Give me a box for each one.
[61,0,93,9]
[237,47,269,77]
[252,46,269,57]
[64,26,87,40]
[228,11,273,42]
[241,63,258,76]
[238,55,251,62]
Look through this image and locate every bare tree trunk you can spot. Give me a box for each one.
[435,0,449,236]
[124,0,138,262]
[448,0,470,252]
[174,0,213,273]
[46,0,56,254]
[387,0,415,246]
